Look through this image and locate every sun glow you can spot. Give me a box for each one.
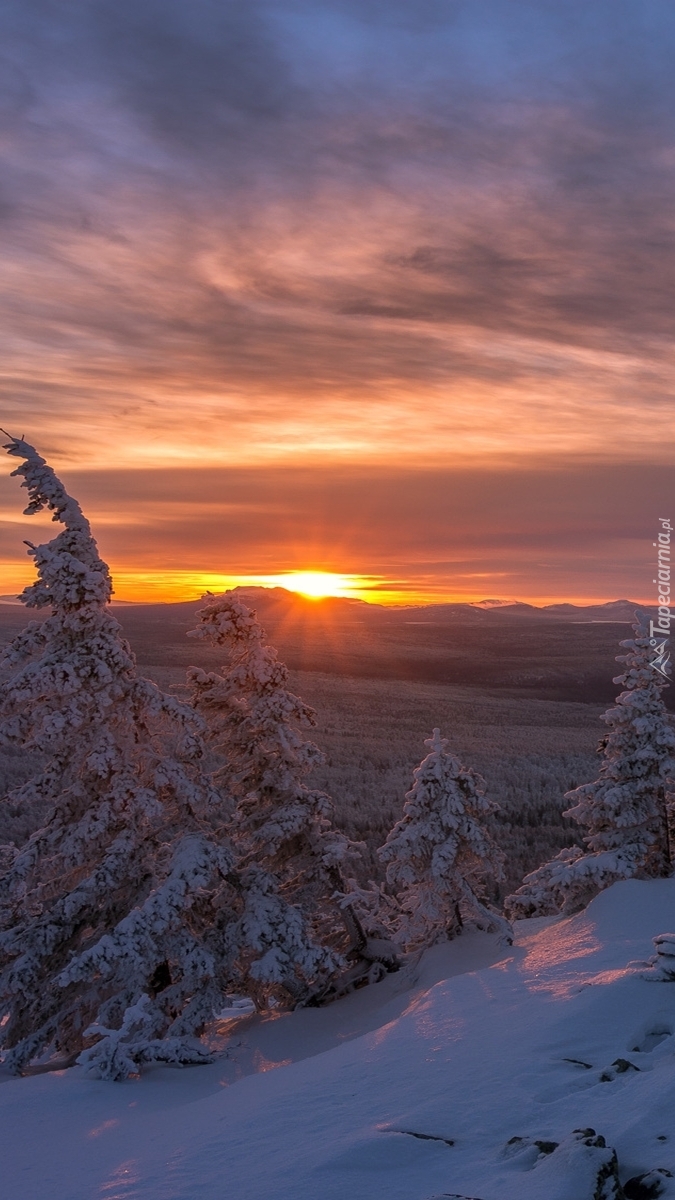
[265,571,362,600]
[57,567,377,605]
[0,561,640,609]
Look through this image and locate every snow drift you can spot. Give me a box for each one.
[3,876,675,1199]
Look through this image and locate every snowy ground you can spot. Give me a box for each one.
[4,879,675,1200]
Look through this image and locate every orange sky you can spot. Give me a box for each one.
[0,460,669,606]
[1,2,674,605]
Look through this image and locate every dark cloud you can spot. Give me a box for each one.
[91,1,303,147]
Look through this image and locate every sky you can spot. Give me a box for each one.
[0,0,674,603]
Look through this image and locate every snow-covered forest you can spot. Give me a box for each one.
[0,680,600,899]
[2,441,675,1200]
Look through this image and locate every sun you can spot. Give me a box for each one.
[105,568,386,604]
[275,571,359,600]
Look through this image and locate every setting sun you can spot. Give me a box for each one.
[101,568,372,604]
[268,571,361,600]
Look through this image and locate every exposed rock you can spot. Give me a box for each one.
[624,1168,673,1199]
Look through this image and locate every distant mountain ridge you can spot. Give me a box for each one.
[0,589,653,624]
[0,588,661,704]
[467,598,649,622]
[223,589,654,623]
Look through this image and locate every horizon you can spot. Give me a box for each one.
[0,579,655,611]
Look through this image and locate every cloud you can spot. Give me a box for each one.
[0,459,668,603]
[0,1,674,476]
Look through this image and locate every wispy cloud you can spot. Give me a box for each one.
[0,1,674,469]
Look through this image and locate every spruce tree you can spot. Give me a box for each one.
[378,729,511,949]
[187,592,362,953]
[0,438,247,1077]
[0,443,337,1074]
[233,864,339,1008]
[507,612,675,918]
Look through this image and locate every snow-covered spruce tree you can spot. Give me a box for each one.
[378,729,512,949]
[0,438,247,1079]
[186,593,374,959]
[232,864,340,1008]
[506,611,675,918]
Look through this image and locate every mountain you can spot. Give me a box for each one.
[472,598,536,610]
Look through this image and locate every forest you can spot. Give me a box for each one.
[0,438,672,1080]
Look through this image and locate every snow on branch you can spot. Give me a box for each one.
[0,444,246,1078]
[507,611,675,918]
[379,728,511,949]
[2,435,112,611]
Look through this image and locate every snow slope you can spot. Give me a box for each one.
[4,879,675,1200]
